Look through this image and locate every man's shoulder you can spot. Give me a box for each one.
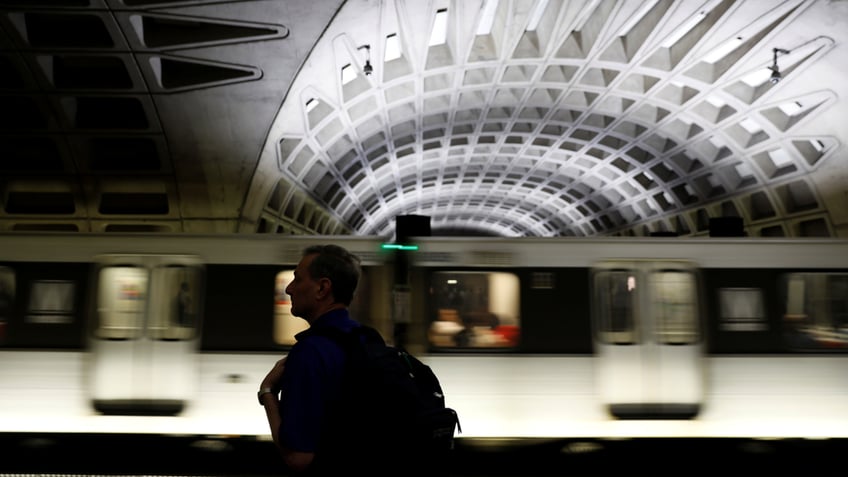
[289,322,363,364]
[298,310,359,336]
[311,323,391,351]
[291,329,342,353]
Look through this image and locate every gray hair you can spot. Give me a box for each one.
[303,244,361,305]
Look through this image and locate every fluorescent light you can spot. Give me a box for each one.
[778,101,803,116]
[341,63,356,84]
[429,9,448,46]
[477,0,499,35]
[385,33,401,61]
[702,36,742,64]
[620,0,658,36]
[660,0,722,47]
[305,98,319,112]
[527,0,551,32]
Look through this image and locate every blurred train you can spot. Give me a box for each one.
[1,232,847,440]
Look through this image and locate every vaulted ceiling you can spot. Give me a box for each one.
[1,0,847,238]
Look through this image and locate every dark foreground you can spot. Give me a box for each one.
[0,433,845,476]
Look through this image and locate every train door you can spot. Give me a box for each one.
[592,260,704,418]
[87,254,204,415]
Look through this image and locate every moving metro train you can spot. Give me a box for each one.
[0,232,847,440]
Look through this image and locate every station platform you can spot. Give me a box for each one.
[0,433,845,476]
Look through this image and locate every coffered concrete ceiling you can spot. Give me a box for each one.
[2,0,847,238]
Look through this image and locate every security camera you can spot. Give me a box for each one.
[768,47,788,85]
[359,44,373,76]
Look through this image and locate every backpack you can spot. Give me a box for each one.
[312,325,461,475]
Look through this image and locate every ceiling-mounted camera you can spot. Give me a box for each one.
[768,47,789,85]
[359,44,372,76]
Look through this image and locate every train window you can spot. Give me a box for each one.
[147,265,203,341]
[0,266,14,344]
[593,270,638,345]
[428,271,520,349]
[718,288,766,331]
[651,270,699,345]
[26,279,76,325]
[531,272,555,289]
[783,273,848,351]
[95,266,147,339]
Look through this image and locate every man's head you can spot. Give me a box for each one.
[285,244,361,321]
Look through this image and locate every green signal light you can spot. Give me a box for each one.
[381,243,419,251]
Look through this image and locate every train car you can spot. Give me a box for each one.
[0,233,392,436]
[411,236,848,439]
[0,233,846,441]
[87,253,205,414]
[591,259,705,419]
